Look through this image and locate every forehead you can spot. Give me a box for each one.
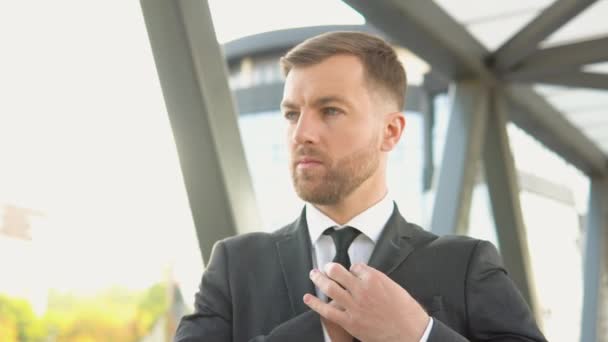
[282,55,368,104]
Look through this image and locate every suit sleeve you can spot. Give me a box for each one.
[174,240,324,342]
[428,240,547,341]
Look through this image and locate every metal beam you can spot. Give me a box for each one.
[520,71,608,91]
[423,71,450,96]
[431,81,488,235]
[503,85,607,177]
[233,83,285,115]
[421,90,435,192]
[581,178,608,342]
[140,0,261,262]
[483,91,539,318]
[505,36,608,80]
[492,0,598,72]
[518,171,575,207]
[343,0,607,178]
[342,0,493,81]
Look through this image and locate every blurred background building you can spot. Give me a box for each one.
[1,0,607,341]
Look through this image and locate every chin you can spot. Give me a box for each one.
[296,186,340,205]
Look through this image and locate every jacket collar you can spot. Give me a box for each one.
[367,204,418,275]
[275,207,316,316]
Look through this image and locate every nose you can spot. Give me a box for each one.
[291,110,320,145]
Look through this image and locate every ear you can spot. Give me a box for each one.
[380,112,406,152]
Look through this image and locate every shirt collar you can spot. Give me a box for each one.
[306,193,395,245]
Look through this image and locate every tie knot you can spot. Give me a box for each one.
[323,226,361,256]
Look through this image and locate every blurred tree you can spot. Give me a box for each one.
[0,316,18,341]
[0,282,169,342]
[135,283,169,336]
[44,283,169,342]
[0,294,46,341]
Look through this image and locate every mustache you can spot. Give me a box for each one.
[292,146,328,162]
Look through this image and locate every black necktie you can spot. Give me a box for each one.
[323,226,361,342]
[323,226,362,342]
[323,226,361,271]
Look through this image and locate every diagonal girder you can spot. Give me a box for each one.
[504,85,607,176]
[484,91,539,319]
[522,71,608,91]
[431,81,489,237]
[140,0,262,262]
[492,0,598,72]
[342,0,607,177]
[505,36,608,81]
[342,0,492,81]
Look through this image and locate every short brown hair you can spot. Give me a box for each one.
[280,31,407,110]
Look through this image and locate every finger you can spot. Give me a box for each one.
[303,293,348,326]
[323,262,360,292]
[310,269,355,308]
[349,262,372,280]
[351,263,402,294]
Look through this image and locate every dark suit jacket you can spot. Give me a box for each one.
[175,205,546,341]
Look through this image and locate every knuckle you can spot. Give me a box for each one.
[368,273,382,286]
[326,263,340,277]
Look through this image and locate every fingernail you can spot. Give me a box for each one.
[309,269,318,278]
[303,294,310,303]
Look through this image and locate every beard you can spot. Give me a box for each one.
[290,136,380,205]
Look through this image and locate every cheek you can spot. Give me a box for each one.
[331,125,374,156]
[347,119,379,142]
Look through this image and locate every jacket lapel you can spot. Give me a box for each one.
[275,207,316,316]
[368,204,416,275]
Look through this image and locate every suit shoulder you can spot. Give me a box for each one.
[429,234,485,248]
[219,231,273,250]
[218,220,297,251]
[424,234,497,260]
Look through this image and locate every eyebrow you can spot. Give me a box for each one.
[280,96,352,110]
[312,96,351,108]
[280,100,298,110]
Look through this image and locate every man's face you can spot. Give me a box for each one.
[281,55,382,205]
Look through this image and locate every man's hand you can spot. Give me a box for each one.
[304,263,429,342]
[323,313,353,342]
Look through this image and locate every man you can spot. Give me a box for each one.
[175,31,546,341]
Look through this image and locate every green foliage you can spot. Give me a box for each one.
[0,282,170,342]
[135,283,170,336]
[0,294,47,342]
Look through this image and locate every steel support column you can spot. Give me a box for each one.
[581,178,608,342]
[421,90,435,192]
[483,91,539,319]
[140,0,261,262]
[431,81,488,236]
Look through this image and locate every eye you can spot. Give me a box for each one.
[283,111,299,121]
[322,107,342,116]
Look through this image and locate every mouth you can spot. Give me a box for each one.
[295,158,323,169]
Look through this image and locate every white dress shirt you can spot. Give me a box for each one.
[306,194,433,342]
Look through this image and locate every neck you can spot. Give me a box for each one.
[313,174,387,225]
